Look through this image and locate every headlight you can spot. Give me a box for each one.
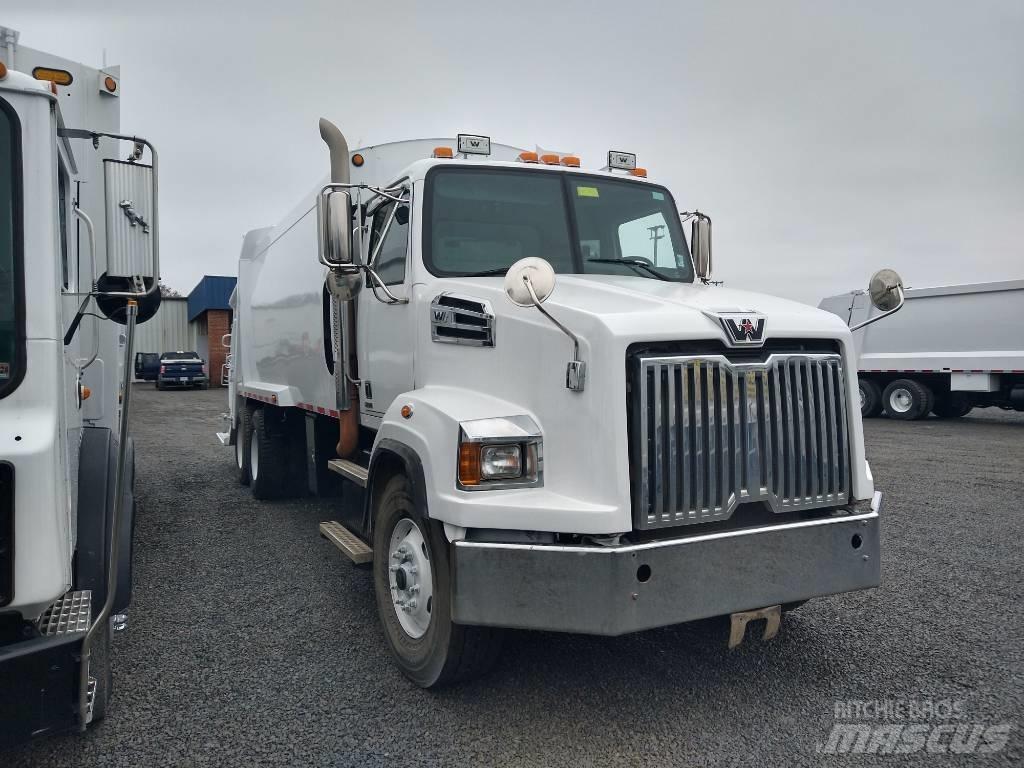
[457,416,542,490]
[480,444,522,479]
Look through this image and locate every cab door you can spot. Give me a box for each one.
[356,194,414,420]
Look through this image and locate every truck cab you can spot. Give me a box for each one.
[0,29,159,744]
[226,126,901,688]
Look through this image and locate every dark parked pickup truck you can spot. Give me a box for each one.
[157,351,208,390]
[134,351,160,381]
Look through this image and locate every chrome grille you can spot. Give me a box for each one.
[632,353,850,529]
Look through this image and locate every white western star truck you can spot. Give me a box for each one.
[0,28,160,742]
[222,123,904,687]
[820,279,1024,420]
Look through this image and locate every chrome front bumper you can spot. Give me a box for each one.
[451,492,881,635]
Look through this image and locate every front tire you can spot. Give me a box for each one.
[933,393,973,418]
[858,378,883,418]
[883,378,933,420]
[372,474,502,688]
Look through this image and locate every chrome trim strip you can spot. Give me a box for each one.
[457,494,881,556]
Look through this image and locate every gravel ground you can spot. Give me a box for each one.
[9,386,1023,767]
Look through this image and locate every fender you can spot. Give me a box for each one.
[75,428,135,612]
[363,438,429,535]
[368,386,543,530]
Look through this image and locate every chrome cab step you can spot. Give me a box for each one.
[38,590,92,636]
[320,520,373,565]
[327,458,368,487]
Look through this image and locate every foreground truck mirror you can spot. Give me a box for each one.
[504,258,586,391]
[849,268,905,331]
[317,187,353,267]
[690,215,712,280]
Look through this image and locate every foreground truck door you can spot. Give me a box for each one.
[357,196,413,417]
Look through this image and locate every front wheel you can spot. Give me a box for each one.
[933,393,973,418]
[372,474,502,688]
[858,378,883,418]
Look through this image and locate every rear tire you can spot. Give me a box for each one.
[249,409,288,500]
[372,474,502,688]
[933,393,973,418]
[883,379,933,420]
[236,403,253,485]
[858,378,882,418]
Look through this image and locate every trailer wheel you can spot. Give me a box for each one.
[933,393,973,418]
[236,402,253,485]
[249,409,288,499]
[372,474,503,688]
[858,378,882,418]
[883,379,933,420]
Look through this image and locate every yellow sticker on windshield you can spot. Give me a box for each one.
[576,186,599,198]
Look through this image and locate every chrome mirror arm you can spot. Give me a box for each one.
[523,275,586,391]
[849,285,905,332]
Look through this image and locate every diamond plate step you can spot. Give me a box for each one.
[38,590,92,636]
[327,459,368,487]
[319,520,373,565]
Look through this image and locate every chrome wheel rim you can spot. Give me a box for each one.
[889,388,913,414]
[249,433,259,480]
[388,518,433,639]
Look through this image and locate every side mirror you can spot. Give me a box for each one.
[691,216,712,279]
[317,188,353,267]
[868,268,904,312]
[849,268,906,331]
[504,257,557,306]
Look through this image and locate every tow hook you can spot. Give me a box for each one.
[728,605,782,649]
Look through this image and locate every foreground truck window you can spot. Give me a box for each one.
[0,97,23,398]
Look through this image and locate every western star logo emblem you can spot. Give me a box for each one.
[716,312,767,346]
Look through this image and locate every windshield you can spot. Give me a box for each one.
[0,97,23,399]
[424,167,692,282]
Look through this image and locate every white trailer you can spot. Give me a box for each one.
[0,27,161,743]
[224,121,902,687]
[820,280,1024,419]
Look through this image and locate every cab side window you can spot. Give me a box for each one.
[368,200,409,286]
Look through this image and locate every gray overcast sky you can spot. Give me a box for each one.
[5,0,1022,304]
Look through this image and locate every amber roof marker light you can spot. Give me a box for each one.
[351,153,365,167]
[0,61,7,80]
[33,66,74,86]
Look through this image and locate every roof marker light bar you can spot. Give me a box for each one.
[457,134,491,156]
[608,150,637,171]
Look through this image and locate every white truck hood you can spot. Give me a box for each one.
[453,274,852,345]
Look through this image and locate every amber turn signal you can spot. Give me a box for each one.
[458,443,481,486]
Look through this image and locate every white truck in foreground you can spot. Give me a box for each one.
[223,122,903,687]
[820,280,1024,420]
[0,28,160,742]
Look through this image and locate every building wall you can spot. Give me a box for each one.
[207,309,232,386]
[133,297,196,359]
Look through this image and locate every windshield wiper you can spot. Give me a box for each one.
[588,258,670,281]
[462,267,511,277]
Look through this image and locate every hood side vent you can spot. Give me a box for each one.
[430,294,495,347]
